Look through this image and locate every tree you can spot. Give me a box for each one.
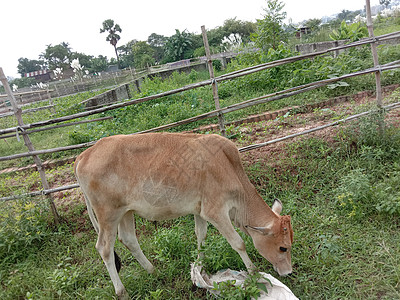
[222,18,256,44]
[164,29,193,62]
[379,0,391,8]
[100,19,122,68]
[71,52,94,70]
[147,33,167,48]
[17,58,45,76]
[40,42,72,70]
[10,77,36,89]
[147,33,167,62]
[303,18,322,32]
[205,27,225,49]
[117,40,137,68]
[252,0,287,51]
[90,55,109,73]
[131,41,155,68]
[336,9,361,22]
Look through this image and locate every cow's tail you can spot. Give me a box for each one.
[74,158,122,273]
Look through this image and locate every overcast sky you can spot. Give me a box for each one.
[0,0,379,79]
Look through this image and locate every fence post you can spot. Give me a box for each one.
[201,25,226,137]
[365,0,383,108]
[46,87,56,114]
[0,67,60,224]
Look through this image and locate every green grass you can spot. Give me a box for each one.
[1,110,399,299]
[1,38,399,170]
[1,17,400,298]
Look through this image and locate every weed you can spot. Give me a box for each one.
[212,272,269,299]
[314,233,343,264]
[153,221,196,265]
[48,253,80,297]
[0,197,51,263]
[374,170,400,216]
[335,169,373,219]
[201,230,245,273]
[145,288,164,300]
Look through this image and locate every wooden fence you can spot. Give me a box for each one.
[1,1,400,222]
[0,50,233,112]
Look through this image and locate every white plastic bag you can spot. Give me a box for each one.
[190,263,298,300]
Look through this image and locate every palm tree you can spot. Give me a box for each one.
[100,19,122,68]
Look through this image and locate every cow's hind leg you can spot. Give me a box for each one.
[118,211,154,273]
[96,225,128,299]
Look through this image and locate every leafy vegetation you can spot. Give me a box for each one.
[252,0,288,51]
[0,106,399,299]
[212,272,269,299]
[329,21,368,42]
[1,34,399,171]
[1,5,399,299]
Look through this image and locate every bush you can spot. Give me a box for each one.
[329,21,368,42]
[349,110,400,157]
[374,170,400,216]
[0,198,52,263]
[335,110,400,218]
[212,59,222,72]
[335,169,373,219]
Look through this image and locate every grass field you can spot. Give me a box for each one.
[1,90,399,299]
[1,34,400,298]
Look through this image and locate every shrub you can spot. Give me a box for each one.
[335,110,400,218]
[374,170,400,216]
[0,198,51,263]
[335,169,373,219]
[212,59,222,72]
[329,21,368,42]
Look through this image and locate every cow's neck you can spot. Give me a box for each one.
[234,185,278,231]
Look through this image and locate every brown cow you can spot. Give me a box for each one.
[74,133,293,299]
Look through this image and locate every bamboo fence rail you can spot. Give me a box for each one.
[239,102,400,152]
[0,116,112,139]
[1,32,399,137]
[2,101,399,202]
[1,63,398,162]
[0,1,399,209]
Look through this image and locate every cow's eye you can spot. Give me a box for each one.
[279,247,287,252]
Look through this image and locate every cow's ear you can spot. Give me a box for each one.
[272,199,282,215]
[246,223,273,235]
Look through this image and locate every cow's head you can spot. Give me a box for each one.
[246,199,293,276]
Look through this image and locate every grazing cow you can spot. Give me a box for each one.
[74,133,293,299]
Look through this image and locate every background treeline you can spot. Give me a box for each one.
[12,0,399,89]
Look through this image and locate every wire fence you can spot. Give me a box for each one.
[0,2,399,222]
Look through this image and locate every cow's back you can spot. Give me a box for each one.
[75,133,247,220]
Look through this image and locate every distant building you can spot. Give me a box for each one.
[107,65,119,72]
[24,68,76,82]
[24,69,51,81]
[296,27,311,38]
